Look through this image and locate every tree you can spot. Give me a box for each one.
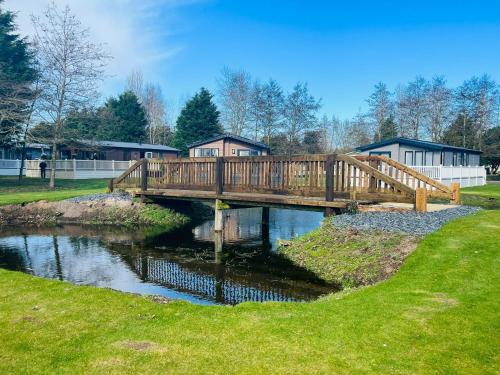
[481,126,499,174]
[379,115,398,141]
[282,82,321,154]
[426,76,452,142]
[98,91,146,142]
[302,130,325,154]
[367,82,392,142]
[32,3,109,188]
[396,76,429,139]
[217,67,253,136]
[0,1,37,145]
[126,70,171,145]
[441,114,475,149]
[259,79,285,145]
[346,111,371,148]
[172,88,222,155]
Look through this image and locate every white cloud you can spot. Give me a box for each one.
[6,0,192,94]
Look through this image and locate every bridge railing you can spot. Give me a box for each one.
[354,155,456,201]
[112,154,446,206]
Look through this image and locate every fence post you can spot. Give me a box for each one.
[112,160,115,176]
[324,154,336,217]
[94,159,97,172]
[215,157,224,195]
[414,188,427,212]
[451,182,460,204]
[141,159,148,192]
[325,154,335,202]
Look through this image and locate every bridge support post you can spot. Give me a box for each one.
[451,182,461,204]
[214,230,224,303]
[261,207,270,249]
[214,199,224,232]
[414,188,427,212]
[324,154,336,218]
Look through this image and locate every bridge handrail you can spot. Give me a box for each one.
[354,155,453,199]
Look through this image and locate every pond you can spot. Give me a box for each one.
[0,207,337,305]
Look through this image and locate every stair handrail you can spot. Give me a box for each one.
[337,154,416,197]
[355,155,451,196]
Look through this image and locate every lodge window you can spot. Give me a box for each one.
[414,151,423,166]
[194,148,219,157]
[369,151,391,158]
[145,152,153,159]
[237,149,260,156]
[425,151,433,166]
[404,151,413,165]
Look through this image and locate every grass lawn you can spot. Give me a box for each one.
[0,176,108,205]
[461,184,500,209]
[0,210,498,374]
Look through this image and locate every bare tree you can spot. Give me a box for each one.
[398,76,429,139]
[251,79,285,144]
[126,69,144,97]
[127,70,171,144]
[346,111,371,149]
[143,83,170,144]
[217,67,253,136]
[282,82,321,154]
[426,76,452,142]
[367,82,392,142]
[32,3,110,188]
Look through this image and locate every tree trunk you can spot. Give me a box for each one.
[18,142,26,183]
[49,121,59,189]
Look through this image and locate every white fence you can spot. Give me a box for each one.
[0,159,134,179]
[0,159,25,176]
[409,165,487,188]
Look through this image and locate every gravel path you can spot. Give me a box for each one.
[331,206,481,236]
[65,192,132,203]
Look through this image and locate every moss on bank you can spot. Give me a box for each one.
[279,221,417,288]
[81,204,190,229]
[0,201,190,230]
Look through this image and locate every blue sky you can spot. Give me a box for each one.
[10,0,500,120]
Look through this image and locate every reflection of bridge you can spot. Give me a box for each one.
[110,234,333,305]
[133,254,318,304]
[111,154,460,217]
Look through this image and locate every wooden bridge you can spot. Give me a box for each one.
[110,154,460,216]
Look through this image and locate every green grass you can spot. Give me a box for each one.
[279,224,415,288]
[0,210,498,374]
[461,184,500,209]
[0,176,108,205]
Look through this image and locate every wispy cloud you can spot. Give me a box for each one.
[6,0,194,92]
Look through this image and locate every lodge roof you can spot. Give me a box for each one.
[356,137,482,154]
[187,133,270,150]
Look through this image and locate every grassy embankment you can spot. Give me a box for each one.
[461,184,500,209]
[280,224,416,288]
[0,176,189,228]
[0,176,108,205]
[0,210,498,374]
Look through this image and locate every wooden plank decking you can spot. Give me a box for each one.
[135,189,350,209]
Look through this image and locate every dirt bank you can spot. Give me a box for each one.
[0,197,189,229]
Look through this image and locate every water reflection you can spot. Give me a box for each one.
[0,208,334,305]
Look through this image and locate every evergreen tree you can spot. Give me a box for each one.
[98,91,147,142]
[441,114,475,149]
[173,88,222,155]
[482,126,499,174]
[0,1,36,144]
[378,115,398,141]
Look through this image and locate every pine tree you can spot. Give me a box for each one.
[378,116,398,141]
[98,91,147,142]
[173,88,222,155]
[441,114,475,149]
[0,1,37,144]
